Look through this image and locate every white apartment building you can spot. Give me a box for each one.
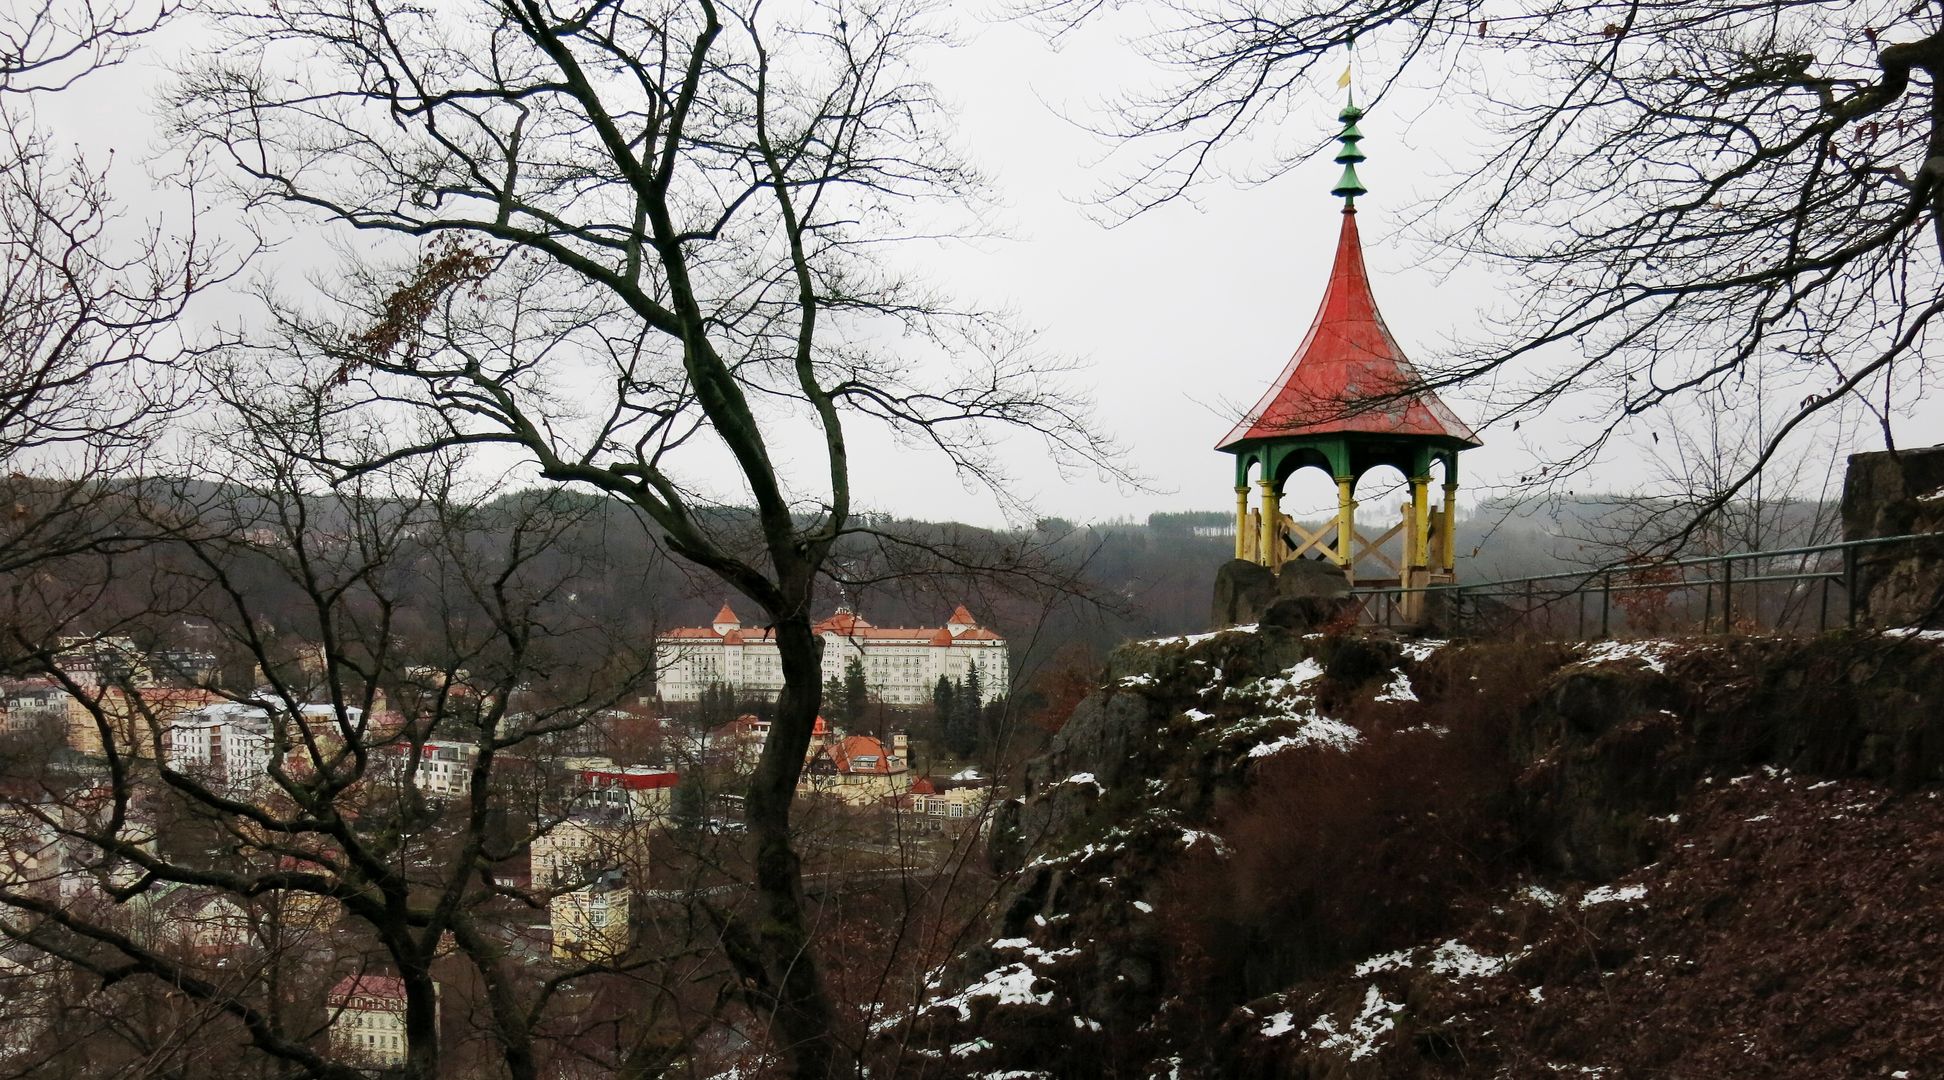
[161,702,367,792]
[326,974,423,1067]
[163,708,271,792]
[656,604,1008,706]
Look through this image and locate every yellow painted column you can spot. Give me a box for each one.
[1441,483,1459,573]
[1335,478,1355,572]
[1409,477,1430,568]
[1258,480,1280,568]
[1234,486,1249,560]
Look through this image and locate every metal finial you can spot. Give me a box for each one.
[1331,93,1367,205]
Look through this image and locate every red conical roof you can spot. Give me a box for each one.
[947,604,977,626]
[1217,208,1480,450]
[713,602,740,626]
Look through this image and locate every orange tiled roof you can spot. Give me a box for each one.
[661,605,997,646]
[827,734,900,774]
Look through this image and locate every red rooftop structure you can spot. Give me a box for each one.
[1218,95,1481,615]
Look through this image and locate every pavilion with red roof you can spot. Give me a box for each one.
[1218,93,1480,605]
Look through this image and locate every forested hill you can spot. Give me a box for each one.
[48,476,1834,674]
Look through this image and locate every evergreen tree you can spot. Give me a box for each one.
[945,664,982,758]
[671,770,709,832]
[981,693,1008,756]
[823,673,845,722]
[932,674,954,728]
[842,656,868,726]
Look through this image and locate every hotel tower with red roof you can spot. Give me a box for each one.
[655,603,1007,706]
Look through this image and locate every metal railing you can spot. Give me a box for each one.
[1351,532,1943,640]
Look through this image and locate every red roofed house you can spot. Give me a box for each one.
[1217,96,1480,618]
[900,774,992,832]
[327,973,432,1066]
[657,604,1006,706]
[800,732,912,805]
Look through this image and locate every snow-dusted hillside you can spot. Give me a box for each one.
[877,627,1944,1078]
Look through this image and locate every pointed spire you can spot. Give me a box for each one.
[1214,206,1482,450]
[1331,93,1367,205]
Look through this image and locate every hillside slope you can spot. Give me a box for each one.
[882,627,1944,1078]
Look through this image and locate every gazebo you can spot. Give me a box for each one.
[1216,96,1481,615]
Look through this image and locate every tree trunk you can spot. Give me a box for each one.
[744,614,845,1077]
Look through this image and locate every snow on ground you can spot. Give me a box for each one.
[926,962,1055,1021]
[1179,828,1231,856]
[1580,883,1648,907]
[1426,940,1511,979]
[1400,638,1449,661]
[1577,639,1675,673]
[1261,1010,1296,1037]
[1117,673,1156,688]
[1247,715,1362,757]
[1348,940,1511,981]
[1060,772,1104,793]
[1139,624,1259,647]
[991,938,1083,966]
[1519,884,1564,909]
[1374,668,1418,703]
[1353,949,1413,976]
[1884,626,1944,641]
[1234,657,1325,697]
[1309,985,1404,1060]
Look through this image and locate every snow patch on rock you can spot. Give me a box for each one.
[1580,883,1648,907]
[1309,985,1403,1061]
[1374,668,1418,703]
[1577,640,1674,674]
[1247,715,1362,757]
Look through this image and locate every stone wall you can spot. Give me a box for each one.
[1841,444,1944,629]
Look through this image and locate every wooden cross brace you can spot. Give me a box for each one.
[1351,522,1404,574]
[1278,515,1343,563]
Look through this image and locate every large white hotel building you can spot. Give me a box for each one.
[654,604,1008,706]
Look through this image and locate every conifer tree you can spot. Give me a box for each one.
[842,657,869,727]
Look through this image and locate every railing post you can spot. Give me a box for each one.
[1601,573,1612,638]
[1726,556,1737,633]
[1819,573,1830,633]
[1844,544,1860,629]
[1577,590,1586,641]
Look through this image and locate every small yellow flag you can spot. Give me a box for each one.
[1337,64,1353,89]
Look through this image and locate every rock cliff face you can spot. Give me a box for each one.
[1844,443,1944,629]
[888,626,1944,1078]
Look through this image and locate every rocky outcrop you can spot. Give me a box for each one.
[1209,557,1357,631]
[1842,443,1944,629]
[887,629,1944,1079]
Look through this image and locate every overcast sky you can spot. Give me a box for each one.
[36,5,1929,528]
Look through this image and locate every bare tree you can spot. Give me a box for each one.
[169,1,1122,1072]
[0,388,747,1079]
[1027,0,1942,527]
[0,0,215,665]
